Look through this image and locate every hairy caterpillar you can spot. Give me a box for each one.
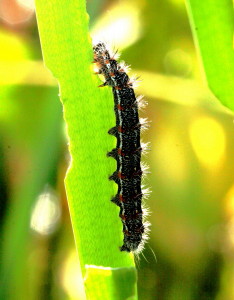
[93,42,150,253]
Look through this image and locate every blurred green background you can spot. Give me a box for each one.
[1,0,234,299]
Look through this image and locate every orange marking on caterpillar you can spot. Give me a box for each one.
[118,126,124,133]
[117,104,124,110]
[118,172,126,179]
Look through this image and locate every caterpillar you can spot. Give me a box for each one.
[93,42,149,253]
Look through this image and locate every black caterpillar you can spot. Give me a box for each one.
[93,42,149,253]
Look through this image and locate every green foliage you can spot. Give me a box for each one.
[185,0,234,110]
[35,0,136,299]
[1,0,234,299]
[0,85,62,300]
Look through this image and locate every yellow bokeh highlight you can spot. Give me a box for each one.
[91,2,142,49]
[154,129,188,184]
[16,0,35,10]
[224,184,234,219]
[61,251,86,300]
[0,29,56,86]
[224,184,234,250]
[189,117,226,170]
[0,30,29,61]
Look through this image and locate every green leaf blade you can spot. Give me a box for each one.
[35,0,137,298]
[185,0,234,110]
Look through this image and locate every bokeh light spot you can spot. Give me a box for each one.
[189,117,226,170]
[224,184,234,219]
[0,30,30,61]
[164,48,192,77]
[30,186,61,235]
[16,0,35,10]
[91,3,141,49]
[61,251,86,300]
[0,0,34,25]
[154,129,188,184]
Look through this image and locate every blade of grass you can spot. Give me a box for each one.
[185,0,234,111]
[0,85,62,300]
[35,0,137,298]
